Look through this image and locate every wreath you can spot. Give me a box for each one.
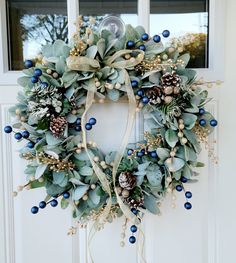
[4,16,219,247]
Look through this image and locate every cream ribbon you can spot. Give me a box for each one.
[68,49,146,262]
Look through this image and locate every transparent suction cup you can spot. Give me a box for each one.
[98,16,125,39]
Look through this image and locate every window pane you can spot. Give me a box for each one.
[6,0,68,70]
[150,0,209,68]
[79,0,138,28]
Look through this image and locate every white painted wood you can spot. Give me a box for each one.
[0,1,235,263]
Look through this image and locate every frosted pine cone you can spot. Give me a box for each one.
[118,172,137,190]
[125,196,144,209]
[161,71,181,95]
[146,86,163,105]
[50,116,67,138]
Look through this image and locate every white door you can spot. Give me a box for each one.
[0,0,235,263]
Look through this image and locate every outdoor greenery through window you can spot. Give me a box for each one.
[150,0,209,68]
[6,0,68,70]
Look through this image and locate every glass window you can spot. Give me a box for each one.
[6,0,68,70]
[79,0,138,27]
[150,0,209,68]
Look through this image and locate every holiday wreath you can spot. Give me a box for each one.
[4,16,219,246]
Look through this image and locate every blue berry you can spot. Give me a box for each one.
[4,125,12,133]
[137,89,144,97]
[181,177,188,183]
[176,185,183,192]
[150,151,158,158]
[75,125,81,132]
[39,201,47,209]
[36,137,42,143]
[89,117,97,125]
[27,141,35,148]
[131,208,138,215]
[83,16,89,22]
[210,119,218,127]
[24,60,34,68]
[14,132,22,140]
[31,206,39,214]
[127,40,135,48]
[153,35,161,43]
[127,149,133,156]
[85,123,92,130]
[185,191,192,199]
[136,151,144,157]
[129,236,136,244]
[141,33,149,41]
[76,118,81,125]
[34,68,42,76]
[130,225,137,233]
[22,130,30,138]
[184,202,192,210]
[50,199,58,207]
[31,76,38,83]
[142,96,149,104]
[199,119,206,126]
[199,108,205,115]
[131,80,139,88]
[162,30,170,38]
[41,82,48,88]
[138,44,146,51]
[63,192,70,199]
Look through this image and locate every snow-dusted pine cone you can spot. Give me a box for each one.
[118,172,137,190]
[146,86,163,105]
[161,71,181,95]
[125,196,144,209]
[50,116,67,138]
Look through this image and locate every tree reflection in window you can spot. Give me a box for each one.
[7,0,68,70]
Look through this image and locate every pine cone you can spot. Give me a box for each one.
[50,116,67,138]
[161,71,181,95]
[125,196,144,209]
[146,86,163,105]
[118,172,137,190]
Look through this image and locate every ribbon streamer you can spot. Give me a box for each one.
[67,49,146,262]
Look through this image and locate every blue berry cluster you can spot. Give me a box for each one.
[74,117,97,131]
[31,192,70,214]
[136,89,149,104]
[175,178,193,210]
[198,108,218,127]
[31,68,43,84]
[4,125,36,149]
[126,30,170,52]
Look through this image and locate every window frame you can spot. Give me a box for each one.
[0,0,225,85]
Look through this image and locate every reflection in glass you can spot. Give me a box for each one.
[150,0,209,68]
[79,0,138,29]
[7,0,68,70]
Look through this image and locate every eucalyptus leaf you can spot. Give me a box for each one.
[53,171,66,185]
[35,164,48,179]
[79,166,93,176]
[89,188,100,205]
[144,194,160,215]
[165,129,178,147]
[156,148,170,161]
[73,185,89,200]
[165,157,185,172]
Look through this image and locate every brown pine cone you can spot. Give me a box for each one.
[50,116,67,138]
[125,196,144,209]
[161,71,181,90]
[118,172,137,190]
[146,86,163,105]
